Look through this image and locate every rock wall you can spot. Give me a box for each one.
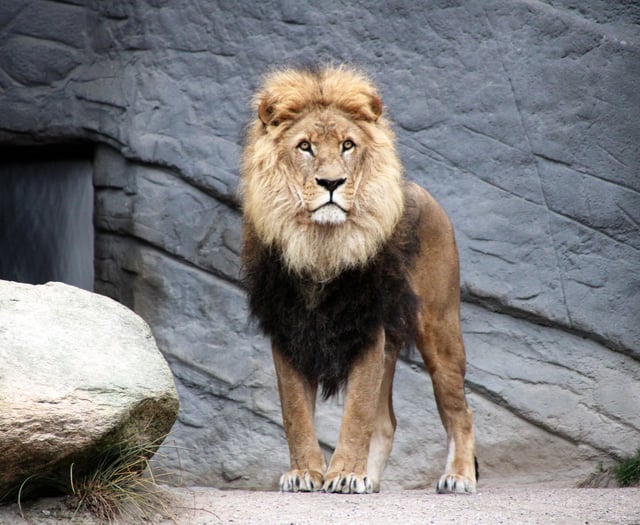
[1,0,638,489]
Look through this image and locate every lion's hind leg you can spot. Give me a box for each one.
[366,347,399,492]
[416,314,477,494]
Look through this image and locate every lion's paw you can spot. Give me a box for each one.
[279,469,324,492]
[323,472,373,494]
[437,474,476,494]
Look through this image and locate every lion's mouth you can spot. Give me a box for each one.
[311,202,347,225]
[312,200,347,213]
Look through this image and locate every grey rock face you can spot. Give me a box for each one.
[0,1,638,489]
[0,281,179,500]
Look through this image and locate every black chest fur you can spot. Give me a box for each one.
[243,216,419,398]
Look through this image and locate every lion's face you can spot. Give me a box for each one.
[241,66,405,281]
[282,110,369,226]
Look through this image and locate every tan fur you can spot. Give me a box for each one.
[240,65,476,493]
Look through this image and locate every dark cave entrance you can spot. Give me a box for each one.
[0,144,95,291]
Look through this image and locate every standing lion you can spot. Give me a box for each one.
[239,65,476,494]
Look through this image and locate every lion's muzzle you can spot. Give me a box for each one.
[311,177,348,224]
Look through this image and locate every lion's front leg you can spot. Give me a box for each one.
[272,345,326,492]
[323,329,385,494]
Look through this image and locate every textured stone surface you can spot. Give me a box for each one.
[0,280,179,500]
[0,1,638,489]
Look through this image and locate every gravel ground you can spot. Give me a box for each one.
[1,486,639,525]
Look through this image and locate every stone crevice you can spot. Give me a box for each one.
[461,292,638,361]
[96,229,244,292]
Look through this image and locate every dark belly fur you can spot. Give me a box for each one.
[243,209,419,398]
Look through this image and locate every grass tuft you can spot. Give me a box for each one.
[614,447,640,488]
[69,438,172,523]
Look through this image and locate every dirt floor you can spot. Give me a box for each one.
[1,485,639,525]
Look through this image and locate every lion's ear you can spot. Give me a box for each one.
[369,94,383,121]
[258,96,288,127]
[258,96,275,126]
[343,92,383,122]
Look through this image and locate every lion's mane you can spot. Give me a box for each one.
[239,65,405,282]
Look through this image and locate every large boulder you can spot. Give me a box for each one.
[0,280,179,501]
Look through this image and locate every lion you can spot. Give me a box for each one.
[239,65,476,494]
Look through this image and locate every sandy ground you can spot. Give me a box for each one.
[1,485,639,525]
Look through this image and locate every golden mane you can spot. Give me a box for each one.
[240,65,405,281]
[253,66,383,127]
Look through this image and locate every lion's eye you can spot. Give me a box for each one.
[298,141,312,154]
[342,140,355,152]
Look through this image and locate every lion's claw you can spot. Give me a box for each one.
[323,472,372,494]
[280,469,324,492]
[437,474,476,494]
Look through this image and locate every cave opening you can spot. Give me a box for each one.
[0,144,95,291]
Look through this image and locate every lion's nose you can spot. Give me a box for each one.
[316,178,346,192]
